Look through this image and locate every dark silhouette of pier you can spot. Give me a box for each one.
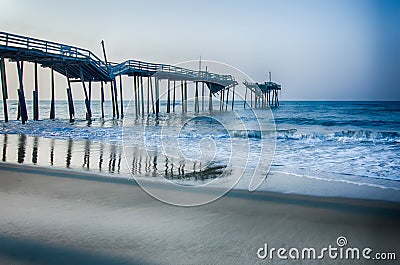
[0,31,280,123]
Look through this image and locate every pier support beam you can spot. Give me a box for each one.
[231,86,235,110]
[219,90,223,111]
[50,67,55,120]
[201,82,205,111]
[65,66,75,122]
[244,88,247,109]
[181,81,184,113]
[140,76,144,115]
[110,80,116,119]
[66,87,75,122]
[225,87,229,111]
[155,77,160,115]
[16,60,28,124]
[33,62,39,121]
[209,89,213,112]
[276,90,280,106]
[172,81,176,112]
[149,77,154,114]
[100,81,105,119]
[0,57,8,122]
[134,76,138,115]
[119,75,124,118]
[167,80,171,113]
[184,81,188,113]
[79,66,92,121]
[113,78,119,119]
[147,77,150,114]
[195,82,199,112]
[16,61,24,120]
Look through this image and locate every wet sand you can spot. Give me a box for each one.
[0,162,399,265]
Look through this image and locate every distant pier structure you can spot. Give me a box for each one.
[0,31,280,124]
[243,71,281,108]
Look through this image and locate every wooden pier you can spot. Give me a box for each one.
[0,31,281,123]
[243,72,281,108]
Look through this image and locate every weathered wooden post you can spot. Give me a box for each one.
[16,60,28,124]
[147,76,150,114]
[231,85,235,110]
[33,62,39,120]
[195,81,199,112]
[119,75,124,118]
[140,76,144,115]
[201,82,205,111]
[100,81,105,119]
[184,81,188,113]
[113,78,119,119]
[79,66,92,121]
[244,88,247,109]
[155,77,160,115]
[172,80,176,112]
[133,76,138,115]
[150,76,155,114]
[50,67,55,120]
[209,86,213,112]
[167,80,171,113]
[220,90,224,111]
[277,90,280,106]
[181,81,184,113]
[16,61,24,120]
[65,66,75,122]
[225,87,229,111]
[110,80,116,118]
[249,89,252,108]
[0,57,8,122]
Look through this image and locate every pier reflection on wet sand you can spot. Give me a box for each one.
[0,134,226,183]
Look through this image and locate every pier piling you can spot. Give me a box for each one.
[134,76,138,115]
[110,81,116,119]
[146,77,150,114]
[231,86,235,110]
[195,82,199,112]
[181,81,184,113]
[33,62,39,121]
[0,57,8,122]
[16,60,28,124]
[140,76,144,116]
[79,66,92,121]
[209,89,213,112]
[100,81,105,119]
[50,67,55,120]
[119,75,124,118]
[201,82,205,111]
[113,78,119,119]
[155,77,160,115]
[65,66,75,122]
[167,80,171,113]
[172,80,176,112]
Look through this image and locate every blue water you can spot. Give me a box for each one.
[0,100,399,196]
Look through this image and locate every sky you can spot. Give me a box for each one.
[0,0,399,101]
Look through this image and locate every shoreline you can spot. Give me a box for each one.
[2,158,400,204]
[0,162,399,264]
[1,162,399,210]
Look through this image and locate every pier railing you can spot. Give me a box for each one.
[0,31,109,75]
[111,59,237,86]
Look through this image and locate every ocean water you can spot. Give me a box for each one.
[0,100,399,199]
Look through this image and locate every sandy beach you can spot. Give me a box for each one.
[0,162,399,265]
